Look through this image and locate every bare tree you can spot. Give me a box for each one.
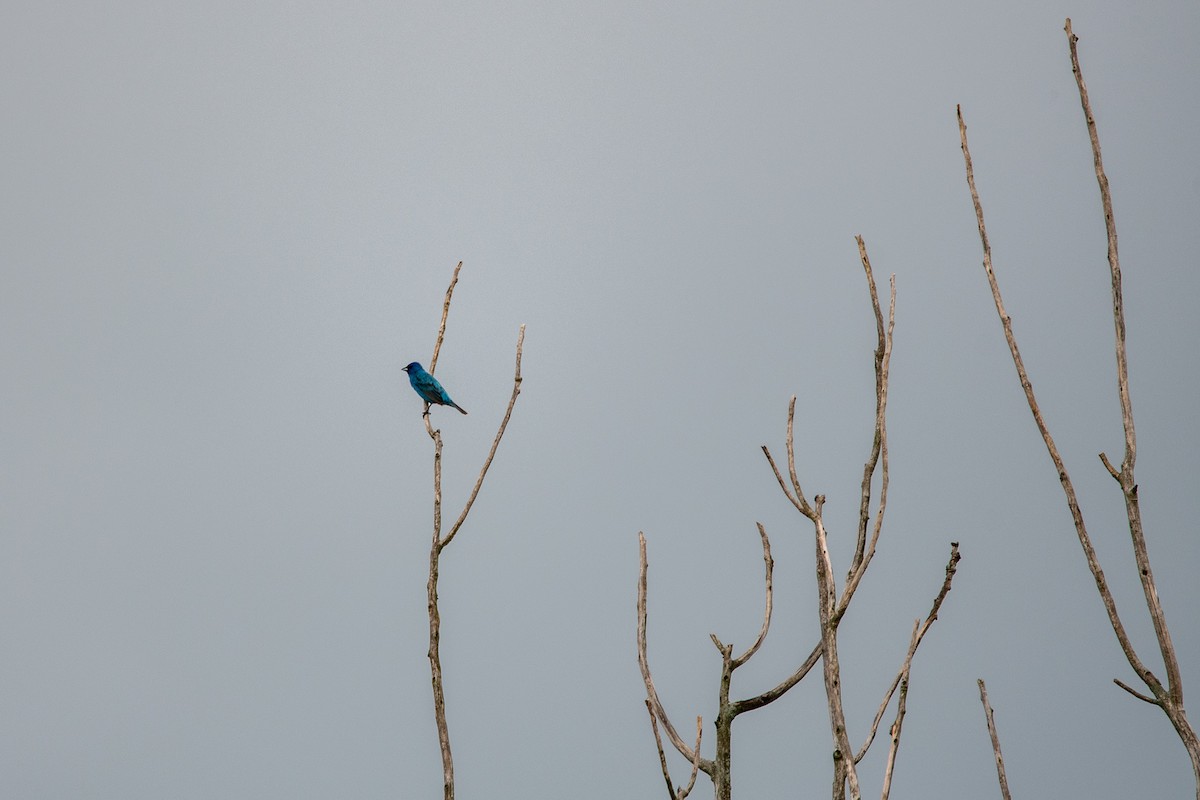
[958,19,1199,798]
[416,261,525,800]
[638,241,961,799]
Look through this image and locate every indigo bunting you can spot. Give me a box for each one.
[403,362,468,414]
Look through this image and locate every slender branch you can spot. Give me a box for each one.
[646,700,685,799]
[420,261,525,800]
[977,679,1013,800]
[760,243,900,800]
[963,24,1200,789]
[878,541,961,798]
[637,533,716,776]
[837,265,895,624]
[1065,16,1183,708]
[957,103,1161,698]
[852,237,887,571]
[879,630,915,800]
[441,325,526,548]
[731,641,822,714]
[679,716,704,800]
[645,706,703,800]
[1114,677,1161,706]
[732,523,774,668]
[856,543,962,763]
[784,396,813,512]
[762,438,806,516]
[1099,451,1120,480]
[422,262,465,431]
[430,261,462,375]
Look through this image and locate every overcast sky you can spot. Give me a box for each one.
[3,2,1199,798]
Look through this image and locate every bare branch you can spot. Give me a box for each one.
[879,642,913,800]
[678,716,704,799]
[732,641,823,714]
[852,236,887,571]
[857,543,962,763]
[837,262,896,624]
[1114,677,1161,706]
[784,396,814,512]
[1065,16,1183,708]
[427,458,453,800]
[419,262,527,800]
[732,523,774,668]
[646,700,679,799]
[423,262,464,800]
[762,441,806,516]
[429,261,462,375]
[441,325,526,548]
[646,699,676,799]
[1098,451,1120,480]
[813,503,860,799]
[957,102,1162,699]
[637,533,715,776]
[977,679,1013,800]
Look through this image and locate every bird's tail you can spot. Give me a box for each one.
[452,402,468,415]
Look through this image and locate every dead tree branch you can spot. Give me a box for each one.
[637,533,716,781]
[760,241,897,800]
[639,521,792,800]
[957,19,1199,794]
[420,262,526,800]
[977,679,1013,800]
[857,543,962,766]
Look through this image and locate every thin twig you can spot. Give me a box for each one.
[646,699,678,799]
[441,324,526,548]
[679,716,704,799]
[837,263,895,624]
[852,237,887,570]
[637,533,715,777]
[856,543,962,763]
[1113,677,1161,706]
[977,679,1013,800]
[879,631,914,800]
[762,437,806,516]
[429,261,462,375]
[732,523,774,668]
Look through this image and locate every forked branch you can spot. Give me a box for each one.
[957,18,1198,794]
[420,262,527,800]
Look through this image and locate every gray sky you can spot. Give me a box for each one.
[3,2,1199,797]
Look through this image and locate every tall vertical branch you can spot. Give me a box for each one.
[977,679,1013,800]
[419,262,526,800]
[958,19,1199,795]
[761,241,899,800]
[1064,18,1183,709]
[637,533,716,782]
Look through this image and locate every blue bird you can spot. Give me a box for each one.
[403,362,468,415]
